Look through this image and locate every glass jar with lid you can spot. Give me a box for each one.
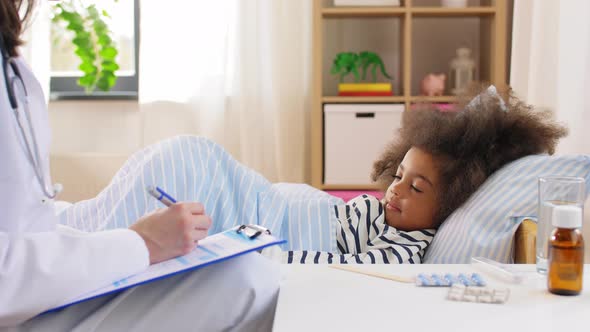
[449,47,476,95]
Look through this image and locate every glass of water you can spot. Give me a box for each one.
[536,176,585,274]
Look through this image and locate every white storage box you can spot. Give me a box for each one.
[333,0,401,6]
[324,103,404,185]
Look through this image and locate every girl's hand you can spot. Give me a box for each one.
[129,202,212,264]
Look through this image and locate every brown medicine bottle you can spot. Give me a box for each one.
[547,205,584,295]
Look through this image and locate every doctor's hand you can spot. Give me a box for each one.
[129,202,212,264]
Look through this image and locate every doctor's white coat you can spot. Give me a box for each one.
[0,58,149,326]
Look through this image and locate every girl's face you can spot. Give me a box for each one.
[383,147,441,231]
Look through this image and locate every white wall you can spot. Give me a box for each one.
[49,100,202,155]
[49,101,139,154]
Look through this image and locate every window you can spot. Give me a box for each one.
[49,0,139,99]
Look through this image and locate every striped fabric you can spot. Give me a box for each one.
[283,195,434,264]
[59,136,342,253]
[258,183,342,252]
[424,154,590,264]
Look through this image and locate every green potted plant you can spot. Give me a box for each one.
[51,1,119,93]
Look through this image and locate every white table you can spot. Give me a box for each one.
[273,264,590,331]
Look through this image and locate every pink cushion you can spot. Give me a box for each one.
[325,190,383,203]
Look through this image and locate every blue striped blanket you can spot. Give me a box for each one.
[59,136,343,252]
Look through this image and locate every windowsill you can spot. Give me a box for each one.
[49,91,139,101]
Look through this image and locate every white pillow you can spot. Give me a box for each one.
[424,154,590,263]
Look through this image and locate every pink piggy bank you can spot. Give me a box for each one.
[421,73,446,96]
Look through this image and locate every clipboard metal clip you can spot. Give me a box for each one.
[236,224,271,240]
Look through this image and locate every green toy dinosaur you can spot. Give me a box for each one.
[330,51,392,83]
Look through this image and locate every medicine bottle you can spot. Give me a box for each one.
[547,205,584,295]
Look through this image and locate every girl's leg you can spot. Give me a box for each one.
[59,136,273,235]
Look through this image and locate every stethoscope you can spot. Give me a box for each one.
[1,34,62,199]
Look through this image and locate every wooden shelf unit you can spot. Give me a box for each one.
[311,0,509,190]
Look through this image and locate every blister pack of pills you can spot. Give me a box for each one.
[447,284,510,304]
[415,273,486,287]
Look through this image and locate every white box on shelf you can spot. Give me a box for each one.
[333,0,400,6]
[324,103,404,186]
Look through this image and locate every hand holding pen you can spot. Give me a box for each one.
[128,186,212,265]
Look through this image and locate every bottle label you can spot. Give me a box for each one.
[548,246,584,281]
[556,263,581,281]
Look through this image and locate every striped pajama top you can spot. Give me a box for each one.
[282,194,435,264]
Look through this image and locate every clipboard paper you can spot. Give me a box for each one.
[45,225,285,313]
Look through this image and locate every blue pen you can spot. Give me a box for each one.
[146,186,177,207]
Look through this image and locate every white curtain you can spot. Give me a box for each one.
[510,0,590,155]
[20,0,51,102]
[139,0,313,183]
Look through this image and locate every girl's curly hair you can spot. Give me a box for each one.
[371,86,568,227]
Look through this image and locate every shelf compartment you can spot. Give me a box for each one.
[323,104,404,186]
[323,17,403,96]
[322,7,407,18]
[410,16,492,96]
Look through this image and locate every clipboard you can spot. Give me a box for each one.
[43,225,285,314]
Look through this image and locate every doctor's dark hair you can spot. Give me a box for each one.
[0,0,36,57]
[371,86,568,227]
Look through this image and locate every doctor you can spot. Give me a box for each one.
[0,0,279,330]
